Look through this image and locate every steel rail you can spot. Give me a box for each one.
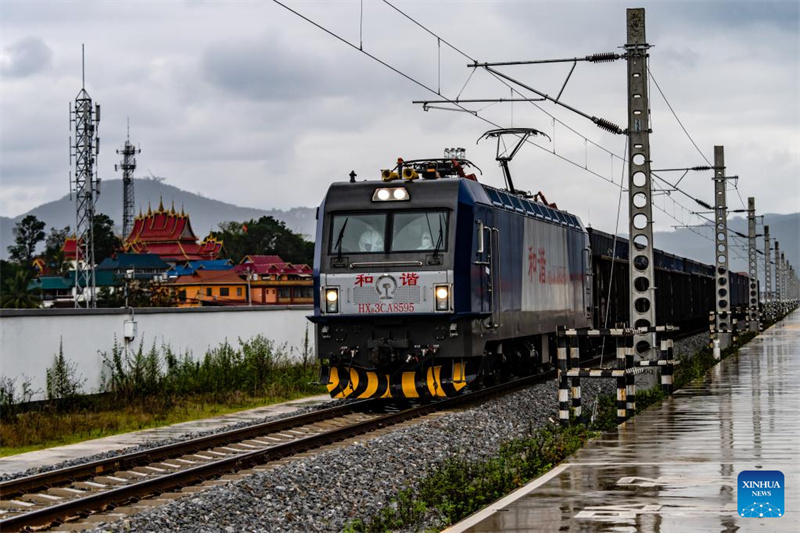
[0,399,378,499]
[0,370,564,532]
[1,328,708,531]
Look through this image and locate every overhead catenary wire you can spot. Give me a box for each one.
[382,0,628,164]
[648,65,748,211]
[274,0,753,257]
[272,0,627,192]
[647,66,711,168]
[600,138,629,364]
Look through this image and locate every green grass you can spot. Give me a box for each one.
[345,425,597,532]
[0,390,324,457]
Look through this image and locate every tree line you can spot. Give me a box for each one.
[1,213,314,308]
[1,214,120,308]
[210,216,314,265]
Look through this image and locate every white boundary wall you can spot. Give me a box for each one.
[0,306,314,399]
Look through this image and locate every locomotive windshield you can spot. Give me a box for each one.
[330,210,448,254]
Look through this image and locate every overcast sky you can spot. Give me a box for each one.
[1,0,798,236]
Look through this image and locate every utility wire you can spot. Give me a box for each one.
[648,65,749,211]
[274,0,748,259]
[381,0,627,164]
[272,0,625,191]
[647,66,711,167]
[732,182,748,210]
[600,138,628,365]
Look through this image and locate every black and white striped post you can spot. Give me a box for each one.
[557,326,662,426]
[659,338,673,395]
[667,337,675,393]
[708,311,715,348]
[616,337,627,424]
[732,318,739,344]
[570,339,581,419]
[625,336,636,417]
[557,334,570,427]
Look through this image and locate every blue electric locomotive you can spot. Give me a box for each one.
[310,157,592,399]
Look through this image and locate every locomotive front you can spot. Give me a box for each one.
[312,174,473,400]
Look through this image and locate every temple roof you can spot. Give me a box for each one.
[62,237,84,260]
[123,201,222,262]
[125,238,223,262]
[125,201,197,245]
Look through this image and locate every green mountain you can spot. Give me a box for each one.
[2,178,796,279]
[0,178,317,260]
[654,212,799,281]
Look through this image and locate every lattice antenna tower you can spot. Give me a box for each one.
[69,45,101,308]
[116,118,140,239]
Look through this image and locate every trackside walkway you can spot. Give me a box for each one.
[0,394,331,477]
[447,310,800,532]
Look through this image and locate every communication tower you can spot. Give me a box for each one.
[116,119,140,239]
[69,46,101,308]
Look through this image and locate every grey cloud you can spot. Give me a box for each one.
[677,1,799,32]
[201,37,331,101]
[0,1,796,229]
[1,36,53,78]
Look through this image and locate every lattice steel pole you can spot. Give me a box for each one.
[625,8,657,387]
[764,225,771,321]
[116,120,140,240]
[747,197,759,332]
[713,146,732,348]
[70,49,100,308]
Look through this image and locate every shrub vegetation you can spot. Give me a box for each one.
[1,330,323,456]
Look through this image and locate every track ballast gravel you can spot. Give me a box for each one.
[3,334,706,532]
[87,377,616,533]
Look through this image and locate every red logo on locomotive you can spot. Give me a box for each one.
[527,245,547,284]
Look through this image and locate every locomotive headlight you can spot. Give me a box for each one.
[392,188,409,200]
[434,284,450,311]
[324,287,339,313]
[372,187,410,202]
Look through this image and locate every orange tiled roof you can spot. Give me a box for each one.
[241,255,285,265]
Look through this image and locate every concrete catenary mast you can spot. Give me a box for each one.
[625,8,657,382]
[116,119,140,239]
[712,146,732,349]
[747,197,759,332]
[775,242,782,312]
[763,225,771,320]
[70,46,101,308]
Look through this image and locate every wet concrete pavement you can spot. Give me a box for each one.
[0,394,331,477]
[448,310,800,532]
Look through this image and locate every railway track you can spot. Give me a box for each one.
[0,374,556,532]
[0,329,706,532]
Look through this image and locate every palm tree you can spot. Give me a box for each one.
[0,269,42,309]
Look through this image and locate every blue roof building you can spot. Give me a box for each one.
[166,259,233,278]
[97,253,170,281]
